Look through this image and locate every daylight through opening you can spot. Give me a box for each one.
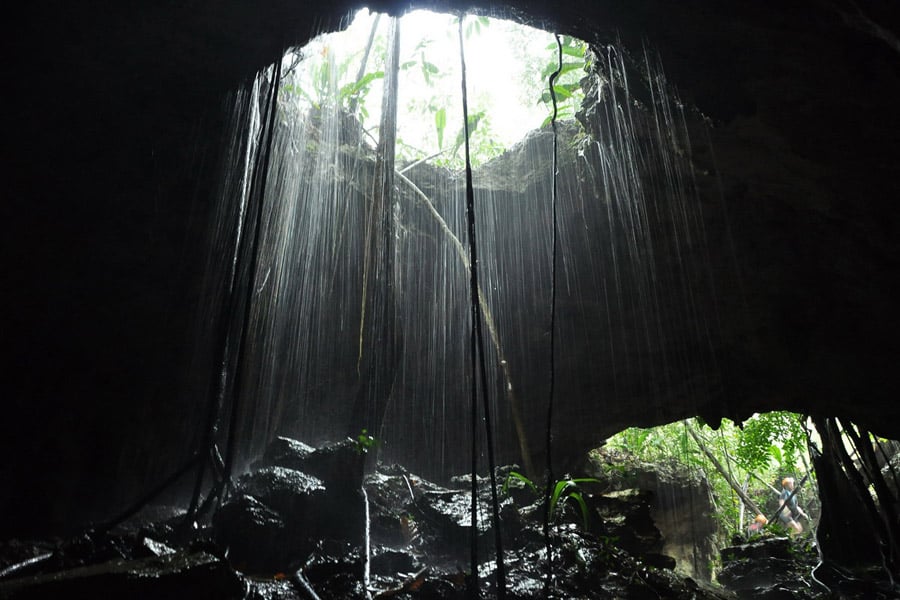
[280,9,587,169]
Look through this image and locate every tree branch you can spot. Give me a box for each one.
[396,169,535,477]
[685,422,765,517]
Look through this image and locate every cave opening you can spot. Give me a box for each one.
[191,7,719,484]
[277,9,585,169]
[156,8,741,595]
[168,7,739,595]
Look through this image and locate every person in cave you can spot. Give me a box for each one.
[748,513,768,536]
[778,477,809,535]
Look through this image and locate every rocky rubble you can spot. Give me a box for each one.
[716,535,900,600]
[1,436,892,598]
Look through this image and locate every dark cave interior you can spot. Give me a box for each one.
[4,1,900,597]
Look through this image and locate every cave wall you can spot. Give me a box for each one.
[4,0,900,536]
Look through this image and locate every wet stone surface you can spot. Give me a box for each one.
[714,535,899,600]
[1,438,897,598]
[718,537,825,599]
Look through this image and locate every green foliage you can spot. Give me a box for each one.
[606,413,813,540]
[539,35,588,127]
[341,70,385,116]
[281,12,590,170]
[281,46,384,122]
[734,411,806,472]
[464,16,490,39]
[549,478,600,530]
[433,107,446,150]
[607,421,702,466]
[502,470,539,495]
[450,110,488,159]
[355,428,378,454]
[403,36,444,87]
[502,471,599,531]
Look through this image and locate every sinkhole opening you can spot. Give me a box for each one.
[279,8,588,169]
[208,1,720,486]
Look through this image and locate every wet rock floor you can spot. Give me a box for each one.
[0,438,895,599]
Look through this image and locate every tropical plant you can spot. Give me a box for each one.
[281,12,587,170]
[282,44,385,121]
[538,34,588,126]
[502,470,539,495]
[734,411,807,473]
[355,428,378,454]
[503,471,600,530]
[606,414,815,539]
[549,477,601,530]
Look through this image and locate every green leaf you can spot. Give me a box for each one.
[561,44,585,58]
[552,85,573,100]
[548,477,600,521]
[769,444,783,464]
[465,17,487,38]
[502,470,538,495]
[413,38,433,52]
[565,491,591,529]
[420,59,439,85]
[543,61,585,80]
[549,479,574,518]
[559,62,584,76]
[452,111,484,155]
[434,107,446,150]
[339,71,385,101]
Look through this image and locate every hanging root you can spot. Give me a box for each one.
[459,14,506,598]
[290,570,324,600]
[543,31,563,599]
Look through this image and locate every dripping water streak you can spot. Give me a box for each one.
[220,55,283,502]
[362,485,372,599]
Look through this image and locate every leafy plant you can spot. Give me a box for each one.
[549,477,600,530]
[282,45,385,122]
[355,428,378,454]
[735,412,806,473]
[502,471,599,530]
[463,15,490,39]
[539,34,588,126]
[502,470,539,495]
[606,414,814,540]
[340,71,385,119]
[433,107,447,151]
